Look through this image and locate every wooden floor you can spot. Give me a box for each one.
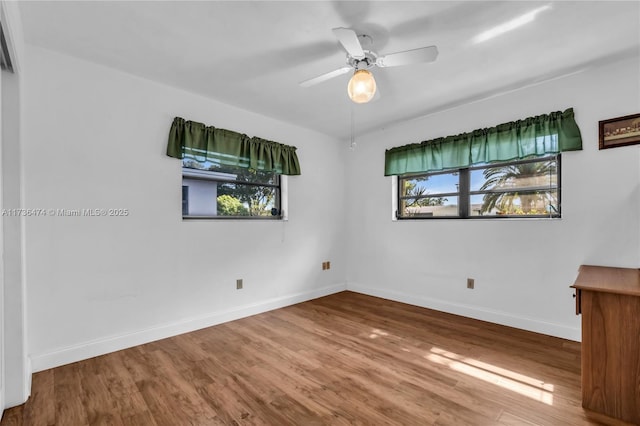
[1,291,632,426]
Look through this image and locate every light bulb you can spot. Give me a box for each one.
[347,69,376,104]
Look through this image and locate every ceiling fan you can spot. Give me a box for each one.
[300,27,438,104]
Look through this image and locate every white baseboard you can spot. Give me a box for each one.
[30,281,578,373]
[347,283,581,341]
[31,283,347,372]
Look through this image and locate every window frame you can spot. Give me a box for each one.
[396,155,561,220]
[182,165,283,220]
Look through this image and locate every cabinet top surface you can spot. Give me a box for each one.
[571,264,640,296]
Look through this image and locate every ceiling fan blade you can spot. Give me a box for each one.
[376,46,438,68]
[332,27,365,59]
[299,66,352,88]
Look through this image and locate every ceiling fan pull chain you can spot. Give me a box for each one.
[350,105,357,151]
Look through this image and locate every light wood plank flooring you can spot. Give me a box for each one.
[1,291,632,425]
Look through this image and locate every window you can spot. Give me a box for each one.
[166,117,300,219]
[398,155,560,219]
[182,159,281,219]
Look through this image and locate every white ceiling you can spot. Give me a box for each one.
[18,1,640,141]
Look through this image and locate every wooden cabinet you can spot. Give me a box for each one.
[571,265,640,425]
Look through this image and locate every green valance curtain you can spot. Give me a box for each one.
[166,117,301,175]
[385,108,582,176]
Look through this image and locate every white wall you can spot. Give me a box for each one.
[23,45,348,371]
[345,55,640,341]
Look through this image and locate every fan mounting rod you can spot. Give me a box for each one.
[348,34,376,70]
[357,34,373,48]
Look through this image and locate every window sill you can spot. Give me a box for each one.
[183,215,287,221]
[393,216,561,222]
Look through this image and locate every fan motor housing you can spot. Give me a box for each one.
[348,50,378,70]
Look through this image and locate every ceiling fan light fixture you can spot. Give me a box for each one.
[347,69,376,104]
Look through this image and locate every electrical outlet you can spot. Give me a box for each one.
[467,278,474,289]
[236,279,243,290]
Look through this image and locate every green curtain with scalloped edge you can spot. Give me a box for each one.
[166,117,301,175]
[384,108,582,176]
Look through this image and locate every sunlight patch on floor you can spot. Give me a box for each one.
[426,347,554,405]
[368,328,390,339]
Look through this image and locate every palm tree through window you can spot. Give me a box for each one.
[398,155,560,219]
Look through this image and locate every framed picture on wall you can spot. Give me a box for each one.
[599,113,640,150]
